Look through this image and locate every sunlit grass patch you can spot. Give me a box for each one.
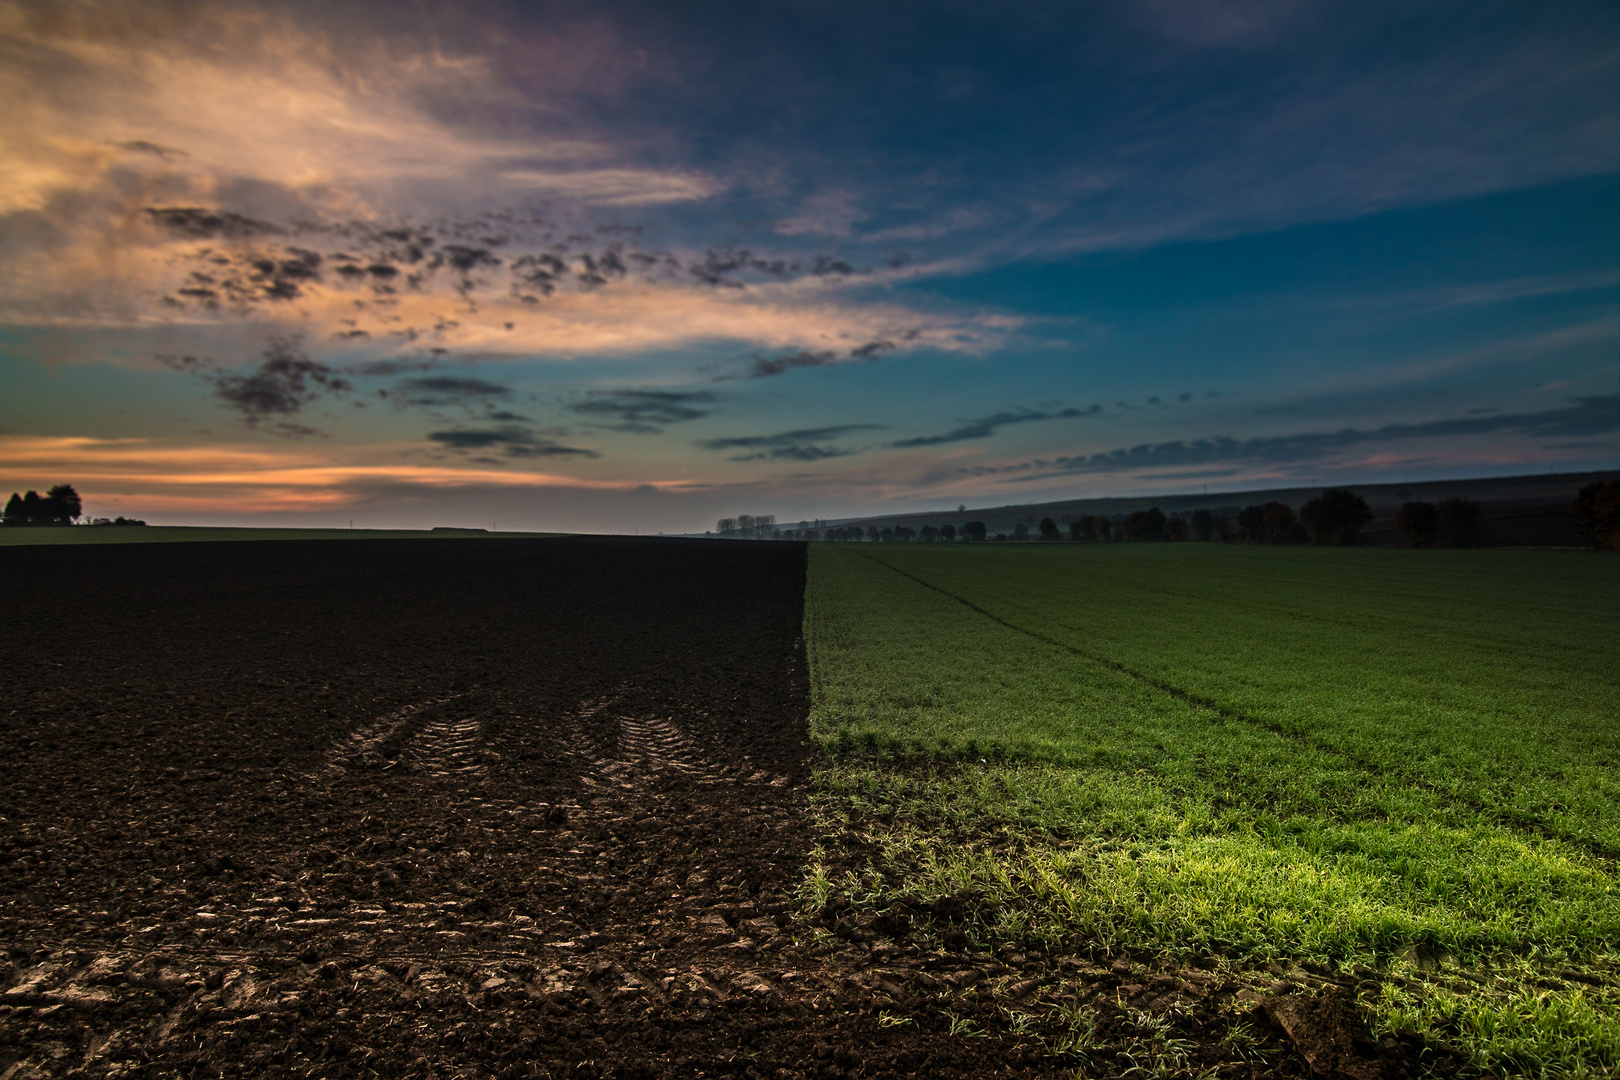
[803,542,1620,1074]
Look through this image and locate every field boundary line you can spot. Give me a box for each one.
[854,551,1618,863]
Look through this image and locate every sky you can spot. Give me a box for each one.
[1,0,1616,533]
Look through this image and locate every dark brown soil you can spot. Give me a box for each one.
[0,537,1418,1078]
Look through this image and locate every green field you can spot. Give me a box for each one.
[0,526,558,546]
[804,543,1620,1076]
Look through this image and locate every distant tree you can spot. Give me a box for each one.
[939,523,957,543]
[1091,516,1112,542]
[895,526,917,542]
[992,532,1008,542]
[1260,502,1302,544]
[716,517,738,535]
[1395,501,1439,548]
[1299,489,1373,545]
[1237,504,1267,542]
[919,525,938,542]
[962,521,988,542]
[1012,522,1030,542]
[1572,480,1620,550]
[1122,507,1167,542]
[44,484,81,524]
[1165,517,1190,542]
[866,526,881,543]
[1238,502,1299,543]
[1038,517,1060,541]
[1068,519,1088,541]
[3,486,83,526]
[1436,497,1481,548]
[1190,508,1215,542]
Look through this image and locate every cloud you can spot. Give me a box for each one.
[569,389,717,432]
[427,425,599,459]
[391,376,513,408]
[893,405,1100,447]
[0,433,650,516]
[736,333,915,379]
[775,191,863,238]
[699,424,881,462]
[989,397,1618,480]
[163,337,352,432]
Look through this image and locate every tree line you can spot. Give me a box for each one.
[715,481,1620,549]
[1,484,145,527]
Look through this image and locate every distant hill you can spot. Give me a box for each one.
[790,470,1620,547]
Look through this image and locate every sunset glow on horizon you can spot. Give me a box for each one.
[2,1,1615,532]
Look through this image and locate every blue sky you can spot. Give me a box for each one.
[0,0,1614,531]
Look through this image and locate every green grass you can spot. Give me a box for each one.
[804,542,1620,1076]
[0,526,559,545]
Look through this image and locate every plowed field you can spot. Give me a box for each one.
[0,537,1092,1079]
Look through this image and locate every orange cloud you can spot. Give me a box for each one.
[0,434,677,515]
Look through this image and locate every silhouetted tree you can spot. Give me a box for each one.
[1012,522,1030,541]
[962,521,988,542]
[1436,497,1481,548]
[1122,507,1167,542]
[716,517,738,535]
[1091,516,1112,542]
[44,485,81,524]
[1037,517,1060,541]
[1395,501,1439,548]
[1237,504,1267,542]
[866,527,881,542]
[1068,519,1089,541]
[1572,480,1620,551]
[2,485,82,526]
[1299,489,1373,546]
[1238,502,1301,543]
[1165,517,1190,541]
[1261,502,1303,544]
[939,523,957,542]
[1191,508,1214,542]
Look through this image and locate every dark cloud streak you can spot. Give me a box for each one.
[570,389,718,432]
[428,425,599,459]
[987,397,1618,480]
[894,405,1100,447]
[698,423,880,462]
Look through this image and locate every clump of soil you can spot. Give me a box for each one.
[1,537,1409,1078]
